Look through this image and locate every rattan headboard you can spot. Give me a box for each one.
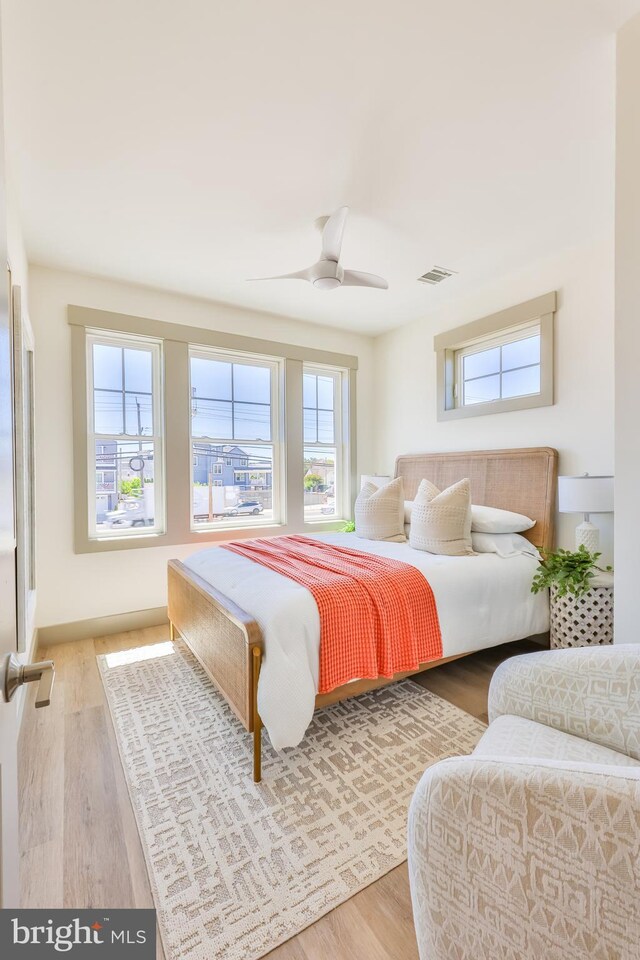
[395,447,558,550]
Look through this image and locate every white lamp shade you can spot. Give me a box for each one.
[557,475,614,514]
[360,474,392,490]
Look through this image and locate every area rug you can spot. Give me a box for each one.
[98,638,485,960]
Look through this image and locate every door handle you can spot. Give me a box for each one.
[1,653,55,708]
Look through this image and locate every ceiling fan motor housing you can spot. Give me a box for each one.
[311,259,344,290]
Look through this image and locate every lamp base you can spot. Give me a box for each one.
[575,520,599,552]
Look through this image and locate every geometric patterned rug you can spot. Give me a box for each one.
[98,639,485,960]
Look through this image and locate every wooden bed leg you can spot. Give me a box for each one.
[252,645,262,783]
[170,621,176,642]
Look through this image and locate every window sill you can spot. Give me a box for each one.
[190,521,285,538]
[190,518,281,534]
[437,389,552,421]
[75,519,351,554]
[90,529,166,543]
[303,518,348,531]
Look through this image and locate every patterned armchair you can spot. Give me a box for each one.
[408,645,640,960]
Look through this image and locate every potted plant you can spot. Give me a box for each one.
[531,545,611,597]
[531,545,613,647]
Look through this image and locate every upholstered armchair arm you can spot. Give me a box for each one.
[408,756,640,960]
[488,645,640,759]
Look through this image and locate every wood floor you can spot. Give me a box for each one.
[19,626,544,960]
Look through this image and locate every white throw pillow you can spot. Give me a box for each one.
[409,478,474,556]
[470,504,535,534]
[355,476,406,542]
[471,532,541,559]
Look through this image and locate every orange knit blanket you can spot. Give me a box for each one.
[221,535,443,694]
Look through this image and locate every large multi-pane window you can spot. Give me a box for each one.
[456,325,541,407]
[303,366,343,521]
[189,349,279,529]
[75,308,355,551]
[87,332,164,538]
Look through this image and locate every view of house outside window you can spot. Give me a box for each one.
[189,351,278,528]
[84,328,351,545]
[303,368,341,520]
[89,336,163,537]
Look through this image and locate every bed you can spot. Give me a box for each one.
[168,446,558,781]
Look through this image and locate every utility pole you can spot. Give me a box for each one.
[136,397,143,500]
[208,461,214,522]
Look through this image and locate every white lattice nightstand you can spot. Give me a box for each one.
[549,572,614,648]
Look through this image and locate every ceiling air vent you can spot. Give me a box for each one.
[417,265,457,285]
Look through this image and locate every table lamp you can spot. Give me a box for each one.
[557,474,614,551]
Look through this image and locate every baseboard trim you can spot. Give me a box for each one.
[36,606,169,647]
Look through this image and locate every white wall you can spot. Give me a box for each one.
[373,236,615,564]
[29,265,375,627]
[614,13,640,642]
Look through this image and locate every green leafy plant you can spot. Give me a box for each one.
[120,476,142,496]
[304,473,324,491]
[531,545,612,598]
[342,520,356,533]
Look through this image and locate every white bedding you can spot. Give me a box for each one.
[183,533,549,750]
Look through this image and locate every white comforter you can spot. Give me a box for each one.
[183,533,549,750]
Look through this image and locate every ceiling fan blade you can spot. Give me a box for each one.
[247,268,312,282]
[321,206,349,262]
[342,269,388,289]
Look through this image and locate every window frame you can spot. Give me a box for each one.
[188,345,283,532]
[455,320,541,408]
[434,292,555,421]
[303,363,349,523]
[70,306,358,553]
[86,329,165,540]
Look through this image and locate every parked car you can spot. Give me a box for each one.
[223,500,264,516]
[104,497,152,528]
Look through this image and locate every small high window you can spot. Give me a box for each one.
[434,292,555,421]
[457,327,541,407]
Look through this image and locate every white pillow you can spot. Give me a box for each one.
[471,532,541,559]
[470,504,535,534]
[409,478,474,556]
[355,476,406,542]
[404,500,414,524]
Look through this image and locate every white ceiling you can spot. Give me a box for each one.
[1,0,637,335]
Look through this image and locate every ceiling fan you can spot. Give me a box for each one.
[249,206,388,291]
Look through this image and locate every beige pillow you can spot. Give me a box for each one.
[355,476,406,542]
[409,478,474,556]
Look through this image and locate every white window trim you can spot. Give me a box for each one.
[454,319,541,408]
[188,345,283,533]
[70,305,358,553]
[434,291,555,421]
[303,363,349,523]
[86,330,165,540]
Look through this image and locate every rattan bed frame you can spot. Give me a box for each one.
[168,446,558,781]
